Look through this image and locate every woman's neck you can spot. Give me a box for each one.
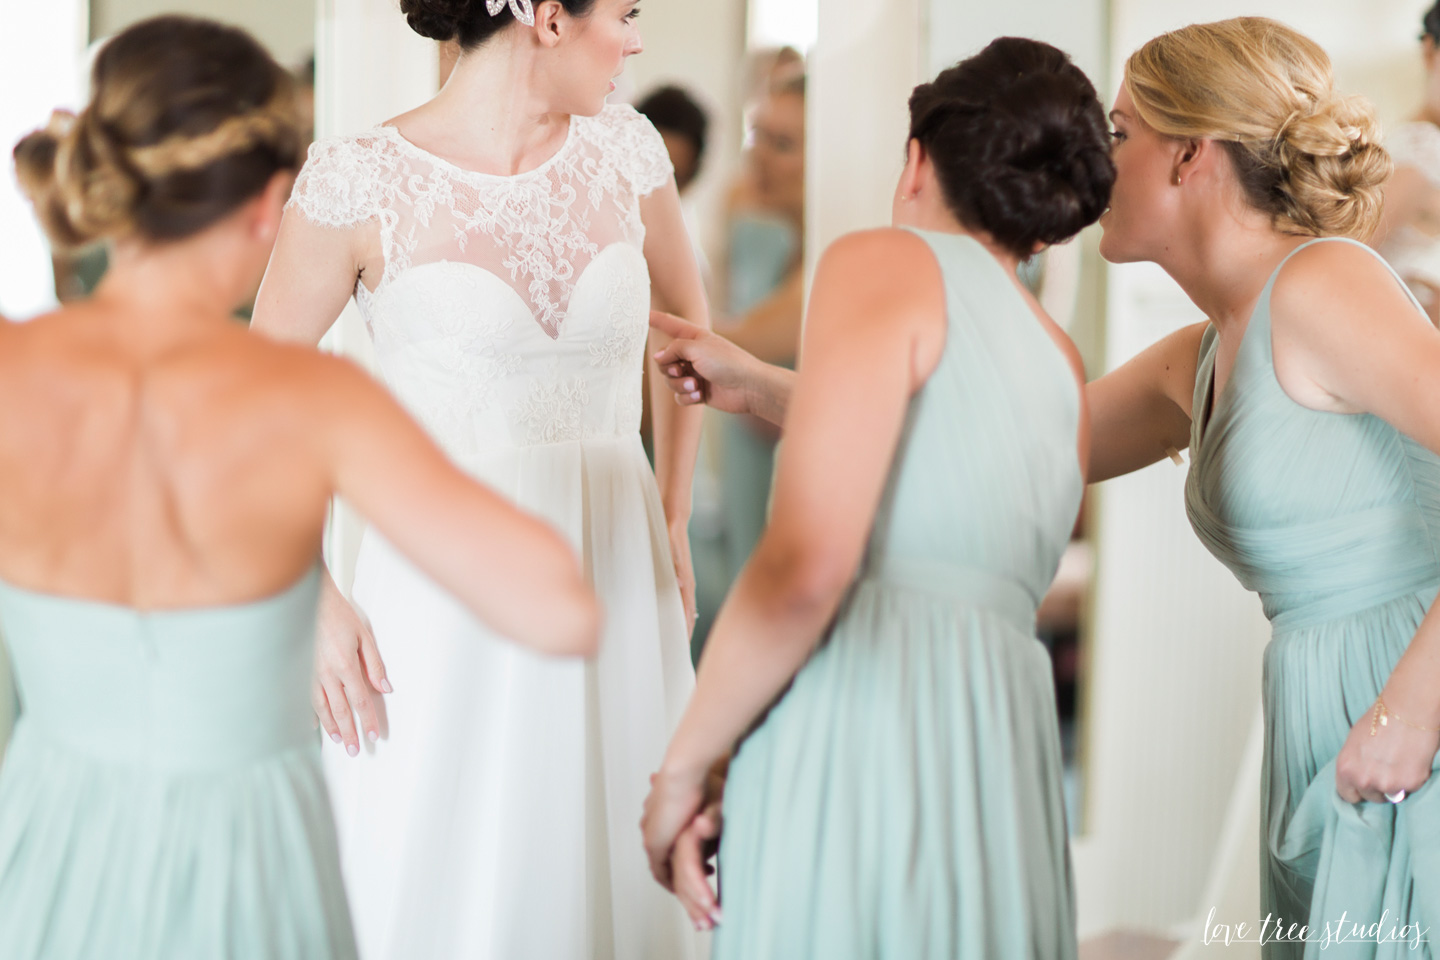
[92,239,241,343]
[1156,210,1312,335]
[400,40,571,176]
[894,204,1023,280]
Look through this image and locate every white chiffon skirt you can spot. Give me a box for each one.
[324,435,704,960]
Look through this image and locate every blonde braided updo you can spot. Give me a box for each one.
[1124,17,1391,239]
[13,15,303,249]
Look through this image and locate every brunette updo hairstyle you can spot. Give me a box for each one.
[13,15,302,250]
[908,37,1115,259]
[1124,18,1391,240]
[401,0,599,50]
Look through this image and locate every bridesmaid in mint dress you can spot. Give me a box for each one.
[0,17,596,960]
[1090,19,1440,955]
[641,39,1114,958]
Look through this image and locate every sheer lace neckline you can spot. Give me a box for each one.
[373,117,579,183]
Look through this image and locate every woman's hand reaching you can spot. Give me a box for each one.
[650,310,787,422]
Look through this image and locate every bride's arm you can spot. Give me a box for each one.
[251,210,371,345]
[252,207,383,755]
[640,180,710,628]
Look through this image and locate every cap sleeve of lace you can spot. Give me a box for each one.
[605,103,674,198]
[286,135,382,228]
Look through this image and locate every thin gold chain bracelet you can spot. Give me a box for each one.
[1370,695,1440,737]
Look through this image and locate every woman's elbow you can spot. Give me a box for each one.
[753,541,856,616]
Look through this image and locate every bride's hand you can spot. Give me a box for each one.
[669,522,697,634]
[313,572,390,757]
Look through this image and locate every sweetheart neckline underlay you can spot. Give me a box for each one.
[356,242,645,343]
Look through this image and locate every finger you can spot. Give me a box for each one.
[313,681,343,744]
[357,621,392,695]
[673,829,719,926]
[646,838,676,892]
[673,390,705,407]
[1358,786,1390,805]
[653,339,702,372]
[342,664,381,746]
[649,309,700,341]
[322,675,360,755]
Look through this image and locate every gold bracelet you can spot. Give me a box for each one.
[1370,695,1440,737]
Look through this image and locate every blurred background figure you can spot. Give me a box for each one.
[1373,1,1440,325]
[689,55,806,657]
[637,85,710,194]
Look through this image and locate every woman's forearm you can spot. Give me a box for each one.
[746,362,797,427]
[650,328,702,523]
[660,544,845,779]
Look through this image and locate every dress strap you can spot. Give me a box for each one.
[1252,236,1428,351]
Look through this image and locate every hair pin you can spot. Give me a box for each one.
[486,0,536,27]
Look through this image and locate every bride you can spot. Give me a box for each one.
[250,0,707,957]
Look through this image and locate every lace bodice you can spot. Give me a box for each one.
[287,103,672,466]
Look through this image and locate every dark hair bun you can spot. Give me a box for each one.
[909,37,1115,258]
[399,0,469,43]
[400,0,598,50]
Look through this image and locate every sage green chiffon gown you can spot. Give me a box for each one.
[0,567,357,960]
[1187,237,1440,958]
[714,230,1083,960]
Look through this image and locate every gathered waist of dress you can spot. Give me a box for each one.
[859,557,1039,634]
[451,430,650,477]
[9,703,317,774]
[1265,579,1440,635]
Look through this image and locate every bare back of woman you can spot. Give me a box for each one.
[0,17,595,960]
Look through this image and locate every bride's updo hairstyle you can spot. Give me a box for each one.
[908,37,1115,259]
[401,0,598,50]
[1125,17,1391,239]
[13,15,302,250]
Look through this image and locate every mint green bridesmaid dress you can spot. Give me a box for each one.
[714,230,1083,960]
[0,567,357,960]
[1187,238,1440,958]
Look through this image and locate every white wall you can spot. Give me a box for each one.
[0,0,88,322]
[806,0,925,271]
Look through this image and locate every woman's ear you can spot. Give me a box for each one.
[1173,137,1208,186]
[534,0,565,47]
[252,171,294,243]
[897,138,925,201]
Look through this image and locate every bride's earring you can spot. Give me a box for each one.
[1173,172,1183,186]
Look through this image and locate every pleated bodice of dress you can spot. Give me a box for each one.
[1186,241,1440,633]
[0,567,356,960]
[1184,236,1440,957]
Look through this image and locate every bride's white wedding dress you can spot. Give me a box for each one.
[288,103,701,960]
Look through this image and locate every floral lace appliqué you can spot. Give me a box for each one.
[518,369,592,444]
